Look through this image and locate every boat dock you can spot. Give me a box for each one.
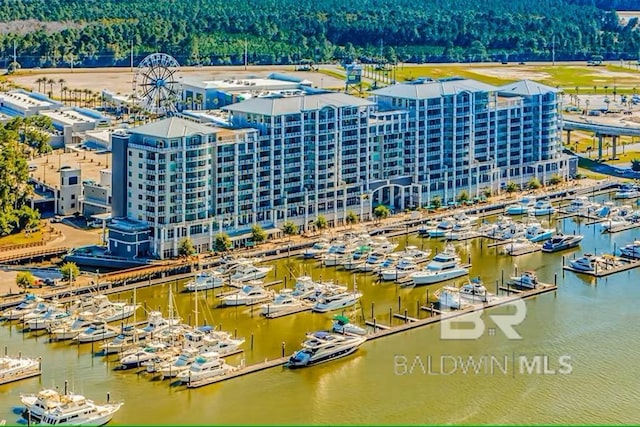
[604,222,640,233]
[182,282,557,389]
[262,305,313,319]
[505,244,542,257]
[562,258,640,277]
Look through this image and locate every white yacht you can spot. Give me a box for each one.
[260,289,309,316]
[507,270,539,289]
[100,328,141,355]
[287,331,367,368]
[370,237,399,254]
[312,290,362,313]
[119,341,176,370]
[397,246,431,264]
[1,294,44,320]
[135,311,181,340]
[436,286,469,310]
[532,200,556,216]
[505,197,535,215]
[380,258,419,281]
[426,217,455,237]
[410,244,469,285]
[564,196,595,214]
[600,216,629,232]
[230,263,273,282]
[498,223,526,240]
[75,321,119,343]
[221,284,273,306]
[180,325,245,357]
[302,241,331,259]
[614,184,640,199]
[37,393,122,426]
[358,252,386,272]
[184,271,224,292]
[331,315,367,335]
[569,254,622,272]
[154,348,200,379]
[25,308,72,331]
[542,234,584,253]
[619,240,640,259]
[525,223,554,242]
[48,314,97,341]
[176,352,235,384]
[290,276,322,300]
[19,301,54,322]
[0,355,40,382]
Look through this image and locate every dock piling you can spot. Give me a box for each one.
[371,302,374,319]
[397,296,401,312]
[250,333,254,351]
[404,309,408,323]
[281,342,285,358]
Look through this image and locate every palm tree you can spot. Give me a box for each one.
[61,86,68,103]
[58,79,65,100]
[35,77,45,92]
[47,79,55,98]
[585,99,590,115]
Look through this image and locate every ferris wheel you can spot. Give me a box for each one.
[132,53,181,115]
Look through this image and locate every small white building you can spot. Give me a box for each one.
[58,166,81,215]
[82,129,112,151]
[0,90,62,117]
[82,169,112,217]
[40,108,108,146]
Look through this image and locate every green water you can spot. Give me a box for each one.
[1,205,640,425]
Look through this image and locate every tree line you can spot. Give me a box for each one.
[2,0,640,68]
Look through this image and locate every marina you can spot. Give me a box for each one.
[1,183,640,424]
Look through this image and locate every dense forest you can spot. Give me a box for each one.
[1,0,640,68]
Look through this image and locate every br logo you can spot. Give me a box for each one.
[440,298,527,340]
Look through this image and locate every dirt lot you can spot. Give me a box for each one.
[7,65,346,96]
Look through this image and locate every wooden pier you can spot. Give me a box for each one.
[505,244,542,257]
[392,313,419,322]
[186,356,288,388]
[562,258,640,277]
[263,305,313,319]
[364,320,391,330]
[604,222,640,233]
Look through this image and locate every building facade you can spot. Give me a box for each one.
[111,78,575,259]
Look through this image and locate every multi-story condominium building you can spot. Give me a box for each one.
[371,78,575,208]
[110,77,575,259]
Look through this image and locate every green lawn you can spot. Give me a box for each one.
[0,228,45,247]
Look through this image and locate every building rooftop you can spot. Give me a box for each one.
[224,92,374,116]
[40,109,97,126]
[371,78,497,99]
[496,80,560,96]
[182,77,309,91]
[0,90,58,110]
[129,117,218,138]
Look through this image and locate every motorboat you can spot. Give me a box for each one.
[453,212,479,226]
[136,311,181,340]
[156,348,200,379]
[532,200,556,216]
[542,234,584,253]
[0,294,44,321]
[479,216,513,238]
[21,387,122,425]
[498,223,526,241]
[358,252,386,272]
[564,196,595,214]
[507,270,539,289]
[503,238,539,255]
[594,202,619,219]
[290,276,321,300]
[221,284,273,306]
[569,253,622,272]
[312,290,362,313]
[18,301,55,322]
[286,331,367,368]
[260,289,309,316]
[75,321,119,343]
[505,197,535,215]
[119,342,176,369]
[426,217,455,238]
[369,237,399,254]
[230,264,273,282]
[619,240,640,259]
[184,271,225,292]
[409,244,469,285]
[302,240,331,259]
[435,278,492,308]
[446,223,479,241]
[48,315,97,341]
[35,392,122,426]
[331,315,367,335]
[176,352,235,384]
[180,326,245,357]
[436,286,469,310]
[340,255,365,271]
[25,308,72,331]
[100,328,142,355]
[525,223,554,242]
[0,355,40,382]
[380,258,419,281]
[397,246,431,264]
[614,184,640,199]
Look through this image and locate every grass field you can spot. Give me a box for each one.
[338,62,640,94]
